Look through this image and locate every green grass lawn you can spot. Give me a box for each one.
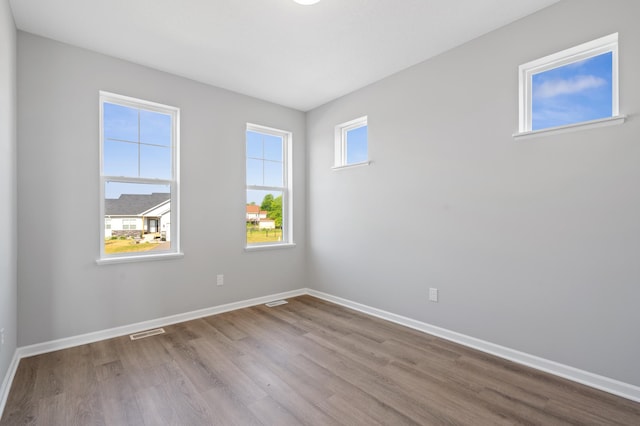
[246,228,283,243]
[104,239,158,254]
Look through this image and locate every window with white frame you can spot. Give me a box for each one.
[334,116,368,168]
[517,33,622,136]
[99,91,180,261]
[245,124,292,248]
[122,218,137,230]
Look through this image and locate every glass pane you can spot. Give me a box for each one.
[140,144,171,180]
[246,158,263,186]
[140,110,172,147]
[104,103,138,142]
[104,182,172,255]
[346,125,368,164]
[103,140,138,177]
[264,160,283,187]
[246,131,263,158]
[246,189,284,245]
[263,134,283,161]
[532,51,612,131]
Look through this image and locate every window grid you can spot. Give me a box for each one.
[99,91,180,261]
[246,124,292,247]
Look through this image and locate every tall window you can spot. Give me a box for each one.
[245,124,292,248]
[99,92,180,261]
[518,33,621,134]
[334,116,368,168]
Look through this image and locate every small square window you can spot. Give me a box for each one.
[334,116,369,168]
[517,33,621,135]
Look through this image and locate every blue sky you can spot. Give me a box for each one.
[346,125,368,164]
[532,52,612,130]
[103,102,172,198]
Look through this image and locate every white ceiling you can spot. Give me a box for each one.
[9,0,560,111]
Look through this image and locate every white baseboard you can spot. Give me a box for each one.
[0,350,20,417]
[2,286,639,420]
[16,288,307,359]
[307,289,640,403]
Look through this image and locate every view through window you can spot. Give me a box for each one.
[532,51,613,130]
[335,116,368,168]
[246,124,291,246]
[518,33,619,134]
[100,92,179,259]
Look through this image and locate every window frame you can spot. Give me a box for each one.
[245,123,294,250]
[333,116,370,170]
[98,91,182,264]
[515,33,623,139]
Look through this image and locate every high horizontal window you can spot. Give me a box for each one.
[99,91,180,262]
[518,33,620,135]
[246,124,292,248]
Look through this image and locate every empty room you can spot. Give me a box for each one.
[1,0,639,424]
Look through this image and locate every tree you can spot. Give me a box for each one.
[271,195,283,228]
[260,194,274,212]
[260,193,283,228]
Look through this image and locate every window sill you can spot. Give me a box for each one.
[245,242,296,252]
[513,115,626,141]
[332,161,372,171]
[96,251,184,265]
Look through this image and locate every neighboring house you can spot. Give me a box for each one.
[105,193,171,241]
[259,219,275,229]
[246,204,268,223]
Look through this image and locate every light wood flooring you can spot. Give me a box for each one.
[2,295,639,425]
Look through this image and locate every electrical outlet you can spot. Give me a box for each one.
[216,274,224,286]
[429,288,438,302]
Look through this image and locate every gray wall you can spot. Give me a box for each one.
[0,0,17,389]
[307,0,640,386]
[17,33,306,346]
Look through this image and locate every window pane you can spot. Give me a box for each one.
[246,189,283,244]
[104,102,173,180]
[103,140,138,177]
[246,131,263,158]
[346,125,368,164]
[263,134,283,161]
[246,158,264,186]
[104,182,172,254]
[140,144,171,179]
[532,52,612,131]
[140,110,172,147]
[264,160,283,187]
[104,103,138,142]
[246,125,290,247]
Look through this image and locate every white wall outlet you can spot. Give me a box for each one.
[216,274,224,286]
[429,288,438,302]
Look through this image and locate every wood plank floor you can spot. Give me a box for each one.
[2,295,639,425]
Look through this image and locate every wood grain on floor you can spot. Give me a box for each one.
[2,295,639,425]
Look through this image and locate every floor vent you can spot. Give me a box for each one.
[129,328,165,340]
[265,300,288,308]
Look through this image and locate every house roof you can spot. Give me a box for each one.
[105,193,170,216]
[246,205,267,215]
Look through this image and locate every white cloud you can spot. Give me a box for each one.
[534,75,606,99]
